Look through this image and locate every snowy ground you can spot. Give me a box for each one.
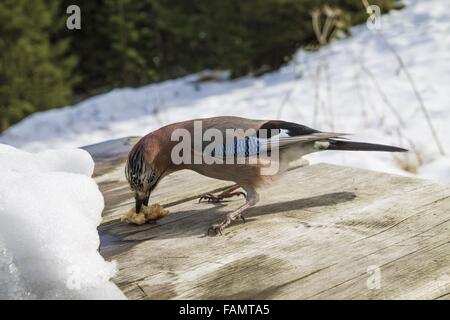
[0,145,125,299]
[1,0,449,182]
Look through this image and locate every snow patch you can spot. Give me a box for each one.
[0,145,125,299]
[418,156,450,185]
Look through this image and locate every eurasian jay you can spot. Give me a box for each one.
[125,116,407,235]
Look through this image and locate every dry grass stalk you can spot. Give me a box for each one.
[360,0,445,155]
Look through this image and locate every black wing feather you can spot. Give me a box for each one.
[258,120,320,138]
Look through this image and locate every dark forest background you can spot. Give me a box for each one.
[0,0,400,132]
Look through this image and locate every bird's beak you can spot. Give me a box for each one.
[135,193,150,214]
[135,196,143,214]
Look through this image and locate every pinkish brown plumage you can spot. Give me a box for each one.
[125,116,407,235]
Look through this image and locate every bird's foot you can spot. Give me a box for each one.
[199,193,222,203]
[207,221,227,236]
[207,208,248,236]
[199,191,246,203]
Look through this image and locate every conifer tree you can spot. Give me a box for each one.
[0,0,76,131]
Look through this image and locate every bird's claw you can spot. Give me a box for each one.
[199,191,246,203]
[207,214,245,236]
[199,193,223,203]
[207,224,223,236]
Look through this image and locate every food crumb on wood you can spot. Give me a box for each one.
[121,204,169,225]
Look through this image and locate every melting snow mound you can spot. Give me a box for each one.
[0,144,125,299]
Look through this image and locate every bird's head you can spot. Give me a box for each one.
[125,141,160,214]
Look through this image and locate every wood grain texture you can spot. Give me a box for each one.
[93,150,450,300]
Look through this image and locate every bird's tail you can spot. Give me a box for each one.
[327,139,407,152]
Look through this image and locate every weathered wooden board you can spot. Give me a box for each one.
[95,153,450,300]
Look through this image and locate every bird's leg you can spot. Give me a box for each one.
[208,188,259,236]
[199,184,246,203]
[208,202,251,235]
